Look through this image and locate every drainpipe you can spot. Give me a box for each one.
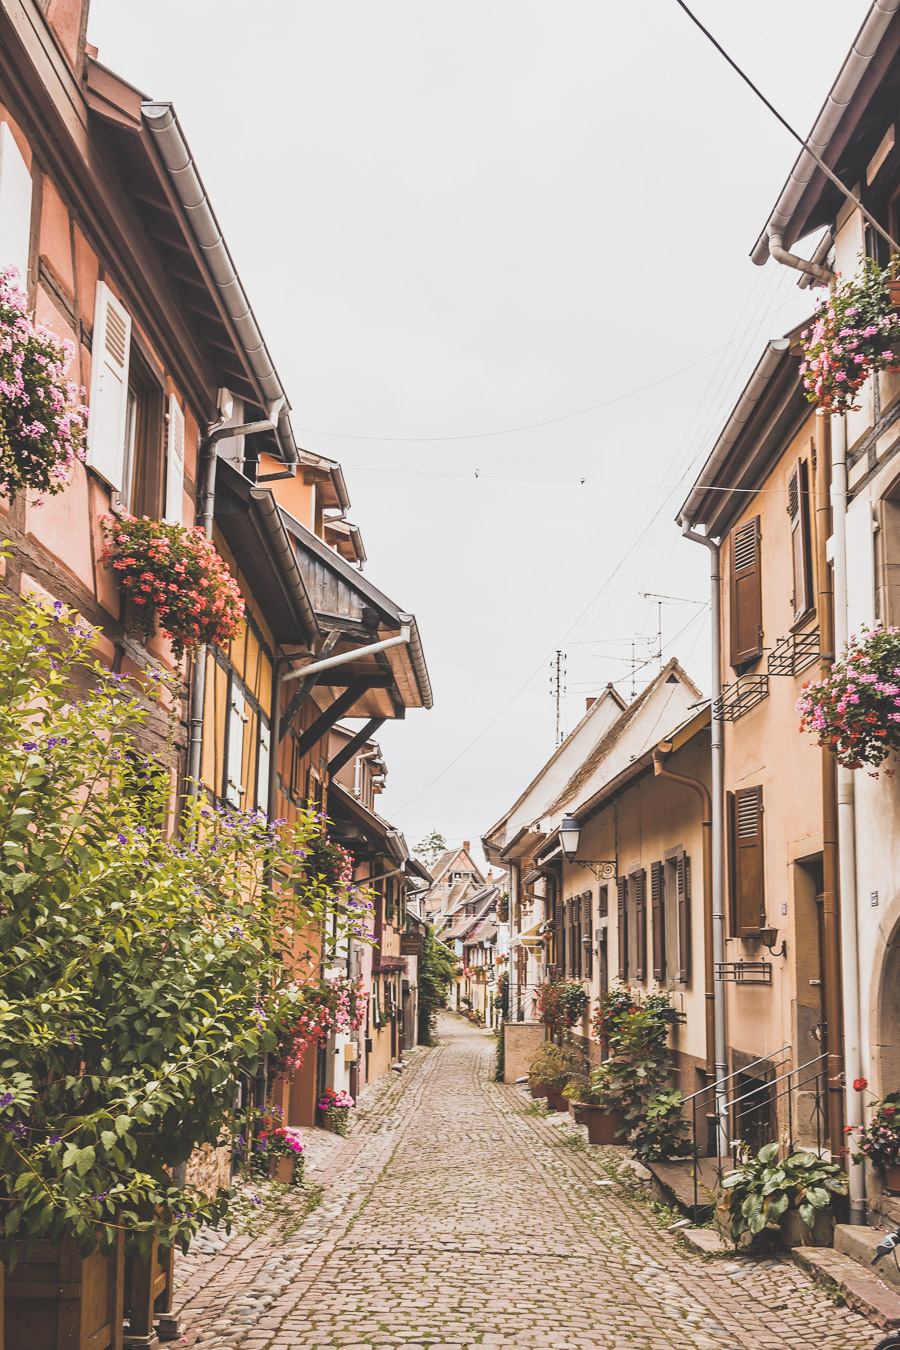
[651,748,714,1082]
[768,232,834,286]
[677,526,728,1158]
[827,412,864,1218]
[185,413,281,808]
[280,626,411,684]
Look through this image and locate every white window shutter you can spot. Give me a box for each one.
[256,719,270,814]
[0,124,33,288]
[226,683,246,806]
[86,281,131,491]
[165,393,185,522]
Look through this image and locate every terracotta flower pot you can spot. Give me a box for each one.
[529,1082,548,1099]
[884,1163,900,1195]
[584,1104,625,1145]
[272,1154,296,1184]
[570,1101,588,1125]
[545,1088,568,1112]
[778,1205,835,1249]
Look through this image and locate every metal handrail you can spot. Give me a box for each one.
[719,1053,826,1115]
[681,1045,791,1105]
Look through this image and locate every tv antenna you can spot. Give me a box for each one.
[640,592,707,670]
[550,650,567,748]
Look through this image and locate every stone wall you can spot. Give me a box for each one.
[502,1022,545,1083]
[184,1142,233,1196]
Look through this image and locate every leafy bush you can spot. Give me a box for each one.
[537,979,588,1034]
[0,587,356,1264]
[719,1143,847,1245]
[417,926,456,1045]
[527,1042,588,1091]
[855,1092,900,1172]
[587,1006,689,1159]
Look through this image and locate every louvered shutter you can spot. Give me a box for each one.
[677,853,692,982]
[165,393,186,522]
[226,681,247,806]
[730,516,763,668]
[0,123,33,286]
[788,459,813,620]
[651,861,664,981]
[616,878,628,980]
[733,786,765,936]
[256,717,270,814]
[573,895,582,979]
[87,281,131,491]
[634,870,647,981]
[584,891,593,981]
[554,897,564,976]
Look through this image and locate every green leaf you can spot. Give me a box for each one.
[74,1146,95,1176]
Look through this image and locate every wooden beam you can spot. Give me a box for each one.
[290,680,371,763]
[327,718,385,777]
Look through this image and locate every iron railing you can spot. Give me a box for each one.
[682,1049,828,1215]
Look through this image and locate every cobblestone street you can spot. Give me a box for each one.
[174,1016,874,1350]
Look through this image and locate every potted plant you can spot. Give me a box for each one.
[536,979,589,1037]
[799,255,900,414]
[855,1091,900,1193]
[572,1074,625,1144]
[591,983,638,1054]
[319,1088,354,1136]
[718,1143,848,1250]
[101,513,245,661]
[798,624,900,770]
[0,268,88,502]
[238,1107,306,1184]
[527,1043,587,1112]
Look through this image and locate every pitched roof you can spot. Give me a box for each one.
[441,888,499,943]
[430,845,485,886]
[549,660,703,814]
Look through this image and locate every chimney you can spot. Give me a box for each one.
[463,840,470,852]
[586,697,596,711]
[45,0,91,74]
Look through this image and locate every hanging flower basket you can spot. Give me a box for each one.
[0,268,87,500]
[274,974,367,1076]
[101,514,244,660]
[536,979,589,1034]
[797,625,900,769]
[799,256,900,414]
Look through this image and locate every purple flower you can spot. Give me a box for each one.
[116,833,127,844]
[48,1133,61,1144]
[0,1093,12,1107]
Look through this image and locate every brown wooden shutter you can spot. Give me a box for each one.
[554,896,564,975]
[677,852,692,983]
[616,877,628,980]
[650,861,665,981]
[789,459,813,620]
[730,516,763,669]
[575,895,583,979]
[584,891,593,981]
[599,885,608,918]
[733,786,765,936]
[634,869,647,981]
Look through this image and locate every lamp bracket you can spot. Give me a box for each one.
[575,860,617,881]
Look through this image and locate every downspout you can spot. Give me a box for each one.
[651,749,714,1080]
[185,415,280,810]
[768,232,834,286]
[677,526,728,1156]
[828,412,864,1216]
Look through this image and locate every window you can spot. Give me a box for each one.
[676,852,692,983]
[255,717,270,814]
[225,678,247,807]
[0,123,33,287]
[165,393,186,522]
[729,516,763,670]
[554,894,566,975]
[788,458,814,622]
[875,476,900,628]
[729,786,765,936]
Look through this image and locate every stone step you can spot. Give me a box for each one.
[835,1223,900,1298]
[792,1243,900,1330]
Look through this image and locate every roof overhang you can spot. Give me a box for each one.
[751,1,900,265]
[214,458,320,646]
[279,506,433,714]
[327,781,409,865]
[573,705,711,826]
[678,337,809,538]
[498,824,546,863]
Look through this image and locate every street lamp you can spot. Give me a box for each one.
[558,814,616,881]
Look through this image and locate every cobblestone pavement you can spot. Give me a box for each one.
[173,1015,874,1349]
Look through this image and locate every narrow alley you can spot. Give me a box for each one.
[173,1016,871,1350]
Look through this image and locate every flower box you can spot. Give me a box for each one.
[544,1088,568,1112]
[584,1104,625,1145]
[570,1101,588,1125]
[884,1164,900,1195]
[4,1234,124,1350]
[529,1082,547,1100]
[778,1205,835,1249]
[272,1155,297,1185]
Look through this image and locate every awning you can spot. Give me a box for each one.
[515,922,545,950]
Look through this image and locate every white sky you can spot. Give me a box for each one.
[89,0,870,865]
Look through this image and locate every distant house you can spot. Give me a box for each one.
[419,842,485,919]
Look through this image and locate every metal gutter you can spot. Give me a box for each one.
[141,102,298,464]
[751,0,900,265]
[678,340,790,530]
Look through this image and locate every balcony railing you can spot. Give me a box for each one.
[714,674,769,721]
[768,628,821,677]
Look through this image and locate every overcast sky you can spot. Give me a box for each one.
[90,0,870,864]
